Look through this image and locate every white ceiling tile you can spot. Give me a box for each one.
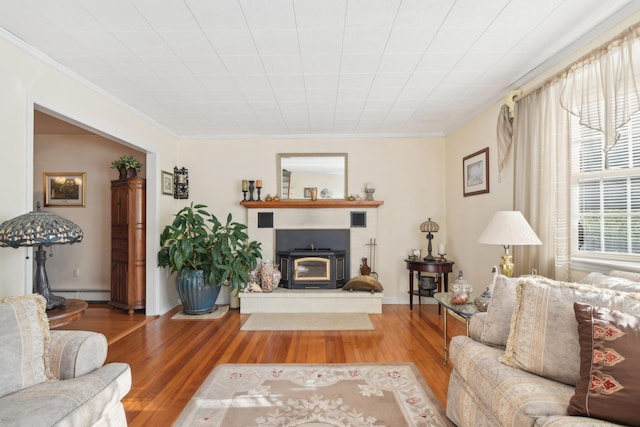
[342,28,390,54]
[219,55,264,75]
[182,56,227,75]
[159,31,216,57]
[304,74,339,90]
[338,73,376,89]
[184,0,248,30]
[385,27,438,54]
[6,0,638,137]
[111,31,171,57]
[394,0,455,28]
[293,0,347,29]
[298,30,344,56]
[77,1,152,32]
[340,54,382,74]
[205,30,258,56]
[131,0,198,32]
[233,74,272,90]
[269,74,306,90]
[143,57,192,76]
[252,30,300,55]
[199,75,239,91]
[300,55,341,74]
[261,56,304,76]
[345,0,401,29]
[378,54,422,74]
[240,0,296,30]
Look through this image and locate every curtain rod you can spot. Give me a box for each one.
[516,20,640,101]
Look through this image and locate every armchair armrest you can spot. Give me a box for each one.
[48,330,108,380]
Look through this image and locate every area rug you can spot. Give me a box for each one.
[174,363,453,426]
[241,312,373,331]
[171,304,229,320]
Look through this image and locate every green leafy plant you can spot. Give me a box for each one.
[157,203,262,292]
[110,155,142,172]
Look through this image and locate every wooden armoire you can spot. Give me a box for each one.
[110,178,146,314]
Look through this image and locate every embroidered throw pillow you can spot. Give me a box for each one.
[568,303,640,426]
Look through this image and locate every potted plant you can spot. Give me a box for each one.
[157,203,262,314]
[111,155,142,179]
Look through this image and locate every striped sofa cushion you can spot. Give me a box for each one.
[500,278,640,385]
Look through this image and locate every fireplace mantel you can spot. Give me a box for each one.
[240,200,383,209]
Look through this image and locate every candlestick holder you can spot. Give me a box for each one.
[242,190,247,201]
[438,252,447,262]
[256,185,262,202]
[248,180,255,201]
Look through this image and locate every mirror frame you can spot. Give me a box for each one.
[277,153,348,200]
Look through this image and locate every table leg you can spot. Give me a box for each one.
[443,307,448,365]
[409,269,414,310]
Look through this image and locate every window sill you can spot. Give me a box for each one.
[571,256,640,274]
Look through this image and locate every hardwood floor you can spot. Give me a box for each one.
[63,302,466,426]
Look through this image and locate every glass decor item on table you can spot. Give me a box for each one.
[452,270,472,305]
[474,266,497,311]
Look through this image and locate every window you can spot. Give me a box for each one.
[571,113,640,260]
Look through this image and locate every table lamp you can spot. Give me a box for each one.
[420,218,439,261]
[477,211,541,277]
[0,202,83,309]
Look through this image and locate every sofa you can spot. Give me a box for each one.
[446,271,640,427]
[0,294,132,426]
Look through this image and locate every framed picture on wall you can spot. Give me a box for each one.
[43,172,86,207]
[161,170,173,196]
[462,147,489,197]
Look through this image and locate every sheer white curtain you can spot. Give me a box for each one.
[512,82,571,279]
[560,25,640,159]
[509,23,640,279]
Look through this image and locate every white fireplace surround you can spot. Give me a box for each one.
[246,207,379,279]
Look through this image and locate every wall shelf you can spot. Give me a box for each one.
[240,200,383,209]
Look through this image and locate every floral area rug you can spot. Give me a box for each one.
[173,363,453,426]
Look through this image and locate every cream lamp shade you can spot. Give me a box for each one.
[477,211,541,277]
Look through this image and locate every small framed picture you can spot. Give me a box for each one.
[43,172,86,207]
[304,187,312,198]
[161,170,174,196]
[463,147,490,197]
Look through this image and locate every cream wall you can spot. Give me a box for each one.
[34,134,144,300]
[445,103,513,289]
[0,32,180,315]
[178,136,446,303]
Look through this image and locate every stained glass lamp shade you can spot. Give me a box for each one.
[0,203,83,309]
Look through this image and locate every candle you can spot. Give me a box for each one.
[366,182,375,190]
[256,179,262,187]
[242,180,249,191]
[438,243,446,255]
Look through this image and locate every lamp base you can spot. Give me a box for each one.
[499,253,514,277]
[34,246,66,310]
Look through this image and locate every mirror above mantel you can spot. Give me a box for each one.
[277,153,347,200]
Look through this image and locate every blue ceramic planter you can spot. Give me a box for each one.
[176,270,221,315]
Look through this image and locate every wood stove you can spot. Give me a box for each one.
[278,248,346,289]
[274,229,350,289]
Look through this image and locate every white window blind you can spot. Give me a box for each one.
[571,113,640,257]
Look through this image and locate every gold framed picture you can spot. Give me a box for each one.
[43,172,86,207]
